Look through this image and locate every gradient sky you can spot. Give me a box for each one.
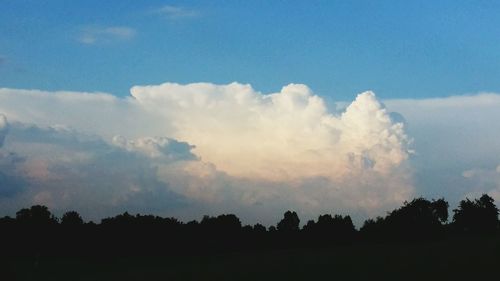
[2,1,500,99]
[1,1,500,225]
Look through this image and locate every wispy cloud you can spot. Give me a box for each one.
[155,5,199,20]
[78,26,136,45]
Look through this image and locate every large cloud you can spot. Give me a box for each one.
[130,83,410,181]
[0,114,8,147]
[385,93,500,205]
[461,165,500,201]
[0,83,413,223]
[0,121,194,220]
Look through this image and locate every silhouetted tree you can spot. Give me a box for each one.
[4,195,500,257]
[15,205,58,225]
[316,214,355,235]
[303,214,355,245]
[61,211,84,226]
[277,211,300,232]
[452,194,499,234]
[242,225,253,232]
[0,216,15,229]
[253,223,267,233]
[185,220,199,232]
[201,214,242,233]
[360,198,449,241]
[360,216,385,240]
[431,198,449,224]
[216,214,242,232]
[302,220,316,232]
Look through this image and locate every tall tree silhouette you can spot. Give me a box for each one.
[277,211,300,232]
[305,214,355,235]
[16,205,58,225]
[61,211,84,226]
[452,194,499,234]
[360,198,449,241]
[303,214,355,246]
[253,223,267,233]
[201,214,242,233]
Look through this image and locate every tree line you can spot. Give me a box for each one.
[1,194,499,256]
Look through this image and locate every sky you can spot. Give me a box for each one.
[1,1,500,225]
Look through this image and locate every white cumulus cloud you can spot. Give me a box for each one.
[130,82,411,182]
[112,135,197,161]
[0,82,413,223]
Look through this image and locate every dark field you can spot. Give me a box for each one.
[4,237,500,281]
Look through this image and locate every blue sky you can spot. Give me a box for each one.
[1,1,500,224]
[2,1,500,99]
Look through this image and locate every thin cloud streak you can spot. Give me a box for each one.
[77,26,136,45]
[155,5,200,20]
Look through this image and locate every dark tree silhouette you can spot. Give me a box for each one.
[303,214,355,246]
[360,198,449,241]
[253,223,267,233]
[61,211,84,226]
[201,214,242,233]
[1,195,499,259]
[303,219,316,232]
[360,216,385,240]
[277,211,300,232]
[15,205,58,225]
[317,214,354,234]
[242,224,253,232]
[101,211,135,226]
[452,194,499,234]
[303,214,354,233]
[431,198,449,224]
[0,215,15,229]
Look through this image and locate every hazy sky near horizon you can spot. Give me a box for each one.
[1,1,500,225]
